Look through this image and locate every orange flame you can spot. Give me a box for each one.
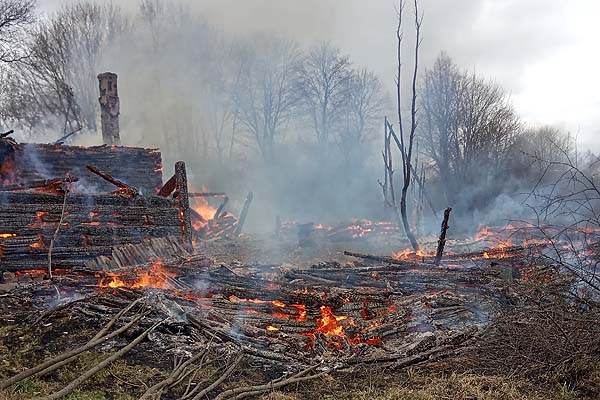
[98,258,177,289]
[392,248,426,260]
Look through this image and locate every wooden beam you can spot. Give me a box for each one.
[174,161,193,251]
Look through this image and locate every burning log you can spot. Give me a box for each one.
[86,165,139,197]
[234,191,253,236]
[434,207,452,266]
[343,250,415,266]
[214,196,229,219]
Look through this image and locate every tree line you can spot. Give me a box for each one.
[0,0,580,226]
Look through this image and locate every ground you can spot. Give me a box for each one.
[1,235,599,399]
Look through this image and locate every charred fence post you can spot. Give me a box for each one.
[174,161,193,251]
[434,207,452,266]
[234,191,253,236]
[97,72,121,146]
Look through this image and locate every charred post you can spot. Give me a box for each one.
[434,207,452,266]
[174,161,193,251]
[234,191,253,236]
[97,72,120,146]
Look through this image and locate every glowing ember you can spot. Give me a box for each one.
[0,233,16,238]
[266,325,279,331]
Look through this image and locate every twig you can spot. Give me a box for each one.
[53,127,83,144]
[34,320,165,400]
[48,186,69,279]
[190,353,243,400]
[0,301,145,389]
[214,366,326,400]
[139,349,207,400]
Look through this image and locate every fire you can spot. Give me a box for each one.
[98,258,177,289]
[191,197,218,230]
[301,306,383,349]
[266,325,279,331]
[0,233,16,238]
[392,248,426,260]
[316,306,347,336]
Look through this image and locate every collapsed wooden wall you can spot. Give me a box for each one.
[0,192,182,271]
[2,143,162,195]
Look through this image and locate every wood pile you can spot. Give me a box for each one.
[0,191,182,271]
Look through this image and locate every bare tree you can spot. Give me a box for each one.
[296,42,352,151]
[7,2,127,135]
[384,0,422,251]
[0,0,36,64]
[419,52,521,208]
[341,68,385,149]
[233,35,301,161]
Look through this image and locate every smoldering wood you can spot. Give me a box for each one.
[0,191,183,271]
[86,165,139,197]
[0,139,163,195]
[434,207,452,266]
[0,177,79,192]
[174,161,193,252]
[214,196,229,219]
[158,174,176,197]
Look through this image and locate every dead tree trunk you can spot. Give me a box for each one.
[392,0,423,252]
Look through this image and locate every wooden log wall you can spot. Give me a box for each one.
[5,143,162,195]
[0,192,182,271]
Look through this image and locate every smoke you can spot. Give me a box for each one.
[14,0,599,237]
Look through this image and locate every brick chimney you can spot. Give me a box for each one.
[97,72,120,146]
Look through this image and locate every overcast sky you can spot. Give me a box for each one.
[39,0,600,150]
